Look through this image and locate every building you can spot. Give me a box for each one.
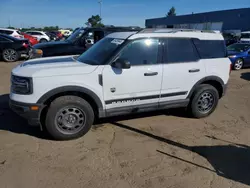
[145,8,250,32]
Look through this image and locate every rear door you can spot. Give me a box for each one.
[159,38,205,104]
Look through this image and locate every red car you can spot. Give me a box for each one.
[21,32,38,46]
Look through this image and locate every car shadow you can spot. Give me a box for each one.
[0,94,48,139]
[112,122,250,186]
[240,72,250,81]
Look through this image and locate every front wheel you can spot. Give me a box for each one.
[45,96,94,140]
[233,59,244,70]
[188,84,219,118]
[2,49,19,62]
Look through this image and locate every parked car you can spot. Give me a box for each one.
[240,31,250,43]
[0,28,23,39]
[62,30,72,37]
[25,31,50,43]
[0,34,31,62]
[21,32,38,46]
[48,31,63,39]
[222,32,240,46]
[45,32,58,41]
[9,29,231,140]
[227,43,250,70]
[33,26,142,57]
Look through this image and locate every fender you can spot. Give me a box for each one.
[187,76,225,99]
[37,86,103,109]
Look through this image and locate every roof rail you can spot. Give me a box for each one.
[140,28,218,34]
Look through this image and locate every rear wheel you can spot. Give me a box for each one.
[2,49,19,62]
[233,58,244,70]
[188,84,219,118]
[45,96,94,140]
[39,39,48,43]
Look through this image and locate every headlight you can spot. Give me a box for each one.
[228,55,237,58]
[11,75,33,95]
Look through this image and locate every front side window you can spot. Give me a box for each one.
[118,38,159,65]
[33,32,42,35]
[165,38,199,63]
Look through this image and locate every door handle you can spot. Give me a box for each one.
[189,69,200,73]
[144,72,158,76]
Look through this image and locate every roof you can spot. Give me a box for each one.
[106,32,137,39]
[128,29,224,40]
[0,28,18,31]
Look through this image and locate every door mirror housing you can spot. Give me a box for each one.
[112,59,131,69]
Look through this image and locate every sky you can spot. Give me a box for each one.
[0,0,249,29]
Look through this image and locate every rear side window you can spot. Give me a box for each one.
[0,30,13,35]
[165,38,199,63]
[192,39,226,59]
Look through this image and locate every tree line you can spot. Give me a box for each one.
[7,7,177,30]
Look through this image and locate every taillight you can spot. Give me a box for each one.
[22,42,29,48]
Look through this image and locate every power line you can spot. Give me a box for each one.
[98,0,102,18]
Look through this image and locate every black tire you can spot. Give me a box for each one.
[188,84,219,118]
[2,49,19,62]
[233,58,244,70]
[45,96,94,140]
[39,39,48,43]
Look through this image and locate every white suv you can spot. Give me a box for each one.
[9,29,231,140]
[25,31,50,43]
[0,28,23,38]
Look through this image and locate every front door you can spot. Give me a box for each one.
[102,38,163,114]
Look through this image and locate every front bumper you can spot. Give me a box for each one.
[9,99,44,126]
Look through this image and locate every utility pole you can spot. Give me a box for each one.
[98,0,102,18]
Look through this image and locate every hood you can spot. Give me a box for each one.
[33,40,70,49]
[227,50,246,56]
[12,56,98,78]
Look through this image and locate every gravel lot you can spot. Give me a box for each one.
[1,61,250,188]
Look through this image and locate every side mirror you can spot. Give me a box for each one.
[112,59,131,69]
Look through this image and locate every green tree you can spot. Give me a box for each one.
[166,7,176,16]
[7,26,15,29]
[85,15,104,27]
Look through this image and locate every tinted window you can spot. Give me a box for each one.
[166,38,199,63]
[33,32,42,35]
[0,30,13,35]
[227,43,250,52]
[118,39,159,65]
[193,39,226,59]
[241,33,250,39]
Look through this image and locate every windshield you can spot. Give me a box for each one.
[66,28,85,43]
[241,33,250,39]
[227,43,250,52]
[77,37,125,65]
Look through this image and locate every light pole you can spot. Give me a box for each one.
[98,0,102,18]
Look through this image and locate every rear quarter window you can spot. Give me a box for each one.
[192,39,227,59]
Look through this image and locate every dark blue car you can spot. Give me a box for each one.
[227,43,250,70]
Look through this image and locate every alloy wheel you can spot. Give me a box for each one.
[3,49,17,62]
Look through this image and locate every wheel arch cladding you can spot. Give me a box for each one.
[187,76,225,99]
[37,86,103,115]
